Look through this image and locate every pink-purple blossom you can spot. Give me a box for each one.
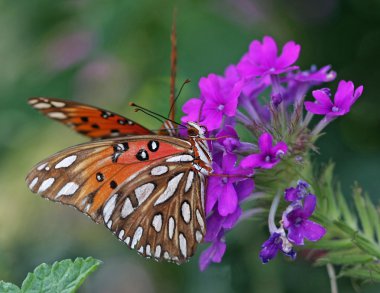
[283,194,326,245]
[259,232,296,263]
[240,133,287,169]
[237,36,301,78]
[305,80,363,118]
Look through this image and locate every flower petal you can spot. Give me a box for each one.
[199,241,226,271]
[302,220,326,242]
[334,80,354,107]
[235,179,255,201]
[240,154,264,169]
[258,132,273,153]
[276,41,301,69]
[181,98,204,123]
[261,36,278,68]
[287,226,304,245]
[304,101,331,115]
[303,194,316,218]
[312,89,333,107]
[218,183,238,216]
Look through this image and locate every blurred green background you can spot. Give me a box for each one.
[0,0,379,292]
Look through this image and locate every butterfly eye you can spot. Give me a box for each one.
[187,128,198,137]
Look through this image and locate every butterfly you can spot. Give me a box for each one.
[26,97,213,264]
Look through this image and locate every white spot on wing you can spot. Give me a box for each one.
[163,252,170,260]
[103,194,118,223]
[151,165,169,176]
[125,237,131,245]
[34,103,51,109]
[135,183,155,205]
[154,173,184,206]
[196,209,205,231]
[181,202,191,224]
[152,214,163,232]
[154,245,161,258]
[37,163,47,171]
[185,171,194,192]
[118,230,125,240]
[146,244,151,256]
[138,246,144,254]
[55,155,77,169]
[29,177,38,189]
[196,230,203,243]
[199,174,205,208]
[28,99,38,105]
[56,182,79,198]
[38,178,55,192]
[166,155,193,163]
[131,226,143,249]
[107,220,112,229]
[168,217,175,240]
[51,101,66,107]
[179,233,187,258]
[47,112,67,119]
[121,197,133,218]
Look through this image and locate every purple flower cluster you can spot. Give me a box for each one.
[180,36,362,270]
[260,181,326,263]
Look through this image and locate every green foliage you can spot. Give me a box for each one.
[307,163,380,283]
[0,257,101,293]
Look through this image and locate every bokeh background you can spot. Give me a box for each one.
[0,1,379,292]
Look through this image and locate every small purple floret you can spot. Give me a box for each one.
[283,195,326,245]
[304,80,363,118]
[259,232,296,264]
[237,36,301,78]
[240,133,287,169]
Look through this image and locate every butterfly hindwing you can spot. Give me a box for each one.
[28,97,153,139]
[26,135,206,263]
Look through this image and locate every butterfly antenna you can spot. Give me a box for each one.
[167,78,190,119]
[130,102,186,128]
[168,8,177,121]
[132,108,165,125]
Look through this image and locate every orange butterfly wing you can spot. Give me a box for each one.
[26,135,206,263]
[28,97,153,139]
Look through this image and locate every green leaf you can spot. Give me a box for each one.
[365,192,380,244]
[21,257,101,293]
[0,281,20,293]
[335,183,357,229]
[353,185,373,240]
[340,264,380,282]
[315,249,374,266]
[306,239,352,250]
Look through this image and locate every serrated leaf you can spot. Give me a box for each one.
[336,183,356,229]
[306,239,352,250]
[340,264,380,282]
[353,185,373,240]
[365,193,380,244]
[21,257,101,293]
[315,249,374,266]
[0,281,20,293]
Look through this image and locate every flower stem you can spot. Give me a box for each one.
[311,116,335,136]
[327,264,338,293]
[268,193,281,233]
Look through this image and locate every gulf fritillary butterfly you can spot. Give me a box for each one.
[25,97,212,264]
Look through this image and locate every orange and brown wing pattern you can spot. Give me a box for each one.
[28,97,153,139]
[26,135,206,263]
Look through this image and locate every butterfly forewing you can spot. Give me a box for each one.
[28,97,153,139]
[26,135,206,263]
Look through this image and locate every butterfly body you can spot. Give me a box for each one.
[26,98,212,263]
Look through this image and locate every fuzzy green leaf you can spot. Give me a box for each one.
[334,221,380,259]
[20,257,101,293]
[315,249,374,266]
[340,264,380,282]
[365,193,380,244]
[0,281,20,293]
[335,183,356,229]
[353,185,373,240]
[306,239,352,250]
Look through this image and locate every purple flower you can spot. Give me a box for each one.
[181,97,204,125]
[195,74,243,131]
[199,236,226,271]
[291,65,336,84]
[304,80,363,118]
[283,195,326,245]
[237,36,301,78]
[284,180,310,202]
[240,133,287,169]
[259,232,296,264]
[207,154,250,216]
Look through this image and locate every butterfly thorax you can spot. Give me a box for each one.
[186,122,213,176]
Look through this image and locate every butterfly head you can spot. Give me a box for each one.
[186,122,207,138]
